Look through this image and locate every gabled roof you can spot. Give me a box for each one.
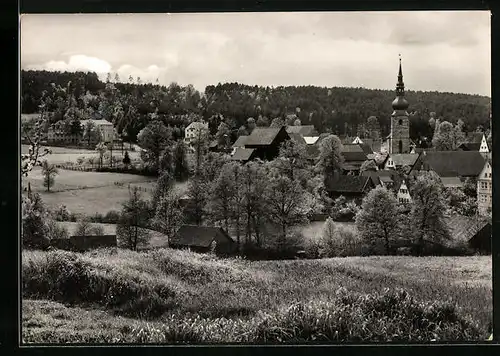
[466,132,484,144]
[171,225,234,248]
[361,170,399,187]
[388,153,420,167]
[414,151,486,177]
[343,151,368,162]
[232,135,248,148]
[288,132,306,145]
[325,175,372,194]
[244,127,285,146]
[342,144,364,153]
[286,125,318,136]
[231,148,256,161]
[445,215,491,244]
[458,142,481,151]
[359,143,374,154]
[440,176,464,188]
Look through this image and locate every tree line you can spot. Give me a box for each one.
[21,70,491,144]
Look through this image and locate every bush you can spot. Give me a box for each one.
[330,196,359,222]
[75,219,105,236]
[46,220,69,240]
[22,194,50,250]
[319,219,361,258]
[52,205,71,222]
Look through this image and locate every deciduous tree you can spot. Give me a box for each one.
[153,191,184,244]
[315,134,344,181]
[117,187,151,251]
[137,120,172,173]
[409,171,451,255]
[41,160,58,192]
[355,186,401,254]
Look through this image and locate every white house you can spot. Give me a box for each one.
[80,119,115,143]
[479,134,490,154]
[184,121,209,153]
[477,159,492,216]
[352,136,363,144]
[397,180,412,204]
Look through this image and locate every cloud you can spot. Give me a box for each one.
[27,54,112,74]
[20,12,491,96]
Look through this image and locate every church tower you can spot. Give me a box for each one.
[390,56,410,154]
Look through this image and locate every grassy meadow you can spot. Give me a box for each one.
[22,144,141,165]
[22,248,492,344]
[21,165,188,216]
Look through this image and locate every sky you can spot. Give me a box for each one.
[20,11,491,96]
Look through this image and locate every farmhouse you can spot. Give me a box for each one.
[445,215,492,255]
[243,126,290,161]
[324,174,376,201]
[170,225,236,255]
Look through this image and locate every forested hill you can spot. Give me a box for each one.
[21,70,491,140]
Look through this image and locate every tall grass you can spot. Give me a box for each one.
[22,249,492,343]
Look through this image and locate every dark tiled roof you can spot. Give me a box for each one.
[361,170,399,187]
[445,215,491,243]
[416,151,486,177]
[286,125,318,136]
[389,153,420,167]
[288,132,306,145]
[171,225,234,248]
[342,144,364,153]
[458,142,481,151]
[359,143,374,154]
[466,132,484,143]
[232,135,248,148]
[440,176,464,188]
[231,148,256,161]
[325,175,372,193]
[244,127,284,146]
[343,151,368,162]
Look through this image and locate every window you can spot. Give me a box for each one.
[399,119,403,125]
[481,181,488,189]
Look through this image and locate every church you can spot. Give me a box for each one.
[389,57,411,154]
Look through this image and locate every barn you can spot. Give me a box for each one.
[170,225,236,255]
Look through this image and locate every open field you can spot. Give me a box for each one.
[22,144,141,165]
[23,167,155,193]
[22,249,491,343]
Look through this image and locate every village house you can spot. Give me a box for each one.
[170,225,236,255]
[80,119,115,143]
[47,121,82,145]
[184,120,209,153]
[341,144,368,174]
[361,170,400,190]
[477,159,492,216]
[324,174,376,202]
[396,179,412,204]
[458,132,490,159]
[384,153,420,171]
[242,126,290,161]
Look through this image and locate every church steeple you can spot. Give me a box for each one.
[392,55,409,111]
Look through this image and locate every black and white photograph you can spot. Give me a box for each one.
[20,11,492,344]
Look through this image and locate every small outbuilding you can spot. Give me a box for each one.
[170,225,236,255]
